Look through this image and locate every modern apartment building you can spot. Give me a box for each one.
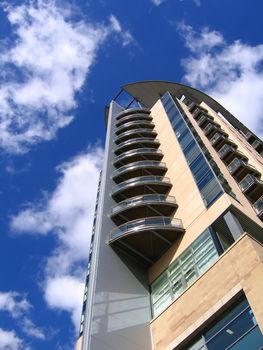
[76,81,263,350]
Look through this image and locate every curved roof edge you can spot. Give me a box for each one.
[105,80,257,139]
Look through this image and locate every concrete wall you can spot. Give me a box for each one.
[82,101,152,350]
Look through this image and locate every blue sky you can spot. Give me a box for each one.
[0,0,263,348]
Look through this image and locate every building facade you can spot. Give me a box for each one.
[76,81,263,350]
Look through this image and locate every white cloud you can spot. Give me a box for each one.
[151,0,165,6]
[0,329,22,350]
[0,291,46,341]
[0,2,133,153]
[11,146,104,329]
[20,318,45,340]
[151,0,200,7]
[45,276,84,329]
[109,15,134,47]
[179,24,263,137]
[0,292,31,318]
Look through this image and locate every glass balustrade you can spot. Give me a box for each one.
[210,132,221,145]
[239,174,256,192]
[253,195,263,215]
[228,158,243,173]
[218,144,231,158]
[115,128,157,144]
[116,108,150,121]
[112,160,166,179]
[114,137,160,153]
[111,176,171,195]
[111,194,176,215]
[116,120,154,135]
[116,114,152,127]
[203,123,214,135]
[114,148,163,164]
[110,216,183,241]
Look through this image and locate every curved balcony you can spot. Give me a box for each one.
[116,108,150,121]
[190,105,208,118]
[110,194,178,225]
[116,114,152,128]
[218,144,248,164]
[203,123,227,138]
[115,120,154,136]
[227,158,261,182]
[115,128,157,145]
[253,195,263,220]
[113,148,163,167]
[114,138,160,156]
[109,216,184,264]
[238,174,263,202]
[210,132,236,150]
[197,114,214,127]
[111,176,172,202]
[112,160,167,183]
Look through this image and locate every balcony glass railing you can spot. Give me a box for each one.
[111,194,176,215]
[109,216,184,241]
[111,176,171,195]
[116,120,154,134]
[116,108,150,121]
[210,132,221,145]
[114,137,160,152]
[115,128,157,144]
[252,139,261,149]
[218,144,231,158]
[116,114,152,127]
[253,195,263,215]
[203,123,214,135]
[198,114,212,126]
[239,174,256,191]
[114,148,163,164]
[192,108,204,118]
[227,158,243,173]
[112,160,166,178]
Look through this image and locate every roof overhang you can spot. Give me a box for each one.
[105,80,255,137]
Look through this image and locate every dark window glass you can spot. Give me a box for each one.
[161,92,223,208]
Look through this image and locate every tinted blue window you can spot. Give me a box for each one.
[184,298,263,350]
[161,92,223,208]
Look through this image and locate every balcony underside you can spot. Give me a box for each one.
[109,226,184,265]
[114,138,160,155]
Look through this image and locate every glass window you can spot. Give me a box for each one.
[151,229,220,317]
[184,298,263,350]
[161,92,223,208]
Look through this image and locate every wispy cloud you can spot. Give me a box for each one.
[0,292,31,318]
[0,1,134,154]
[11,146,104,329]
[0,328,22,350]
[0,291,45,343]
[151,0,201,7]
[109,15,134,47]
[178,23,263,137]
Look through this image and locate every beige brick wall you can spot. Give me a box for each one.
[75,335,82,350]
[151,234,263,350]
